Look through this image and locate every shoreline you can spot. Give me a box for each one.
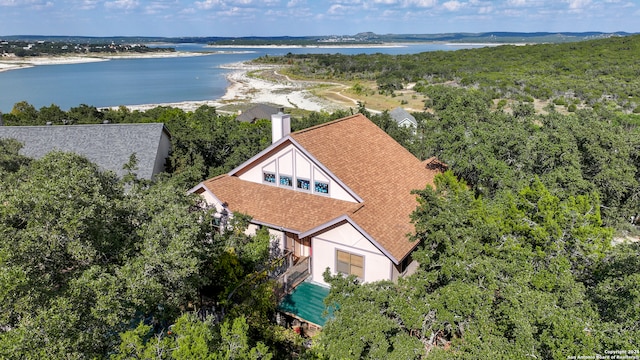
[205,43,405,49]
[110,61,342,113]
[0,51,215,73]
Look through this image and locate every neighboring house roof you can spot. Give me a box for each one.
[236,104,280,123]
[0,123,171,179]
[194,114,441,263]
[389,107,417,128]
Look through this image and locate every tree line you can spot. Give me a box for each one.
[256,34,640,113]
[0,40,174,57]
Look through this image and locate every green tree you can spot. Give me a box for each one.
[0,151,218,357]
[112,314,273,360]
[9,101,38,125]
[318,172,622,359]
[67,104,103,123]
[0,138,30,179]
[37,104,67,124]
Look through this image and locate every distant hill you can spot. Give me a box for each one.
[1,32,635,46]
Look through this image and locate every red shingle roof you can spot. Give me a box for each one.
[199,114,441,263]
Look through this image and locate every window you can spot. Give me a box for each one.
[297,178,310,190]
[279,175,293,187]
[315,181,329,194]
[264,172,276,183]
[336,250,364,279]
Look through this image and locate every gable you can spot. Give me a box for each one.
[233,142,360,203]
[313,220,383,254]
[398,118,416,127]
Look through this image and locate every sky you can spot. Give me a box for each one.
[1,0,639,37]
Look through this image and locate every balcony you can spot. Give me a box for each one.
[275,253,310,298]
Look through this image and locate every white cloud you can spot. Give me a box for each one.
[104,0,139,10]
[404,0,436,7]
[77,0,100,10]
[327,3,347,14]
[0,0,46,7]
[287,0,304,7]
[565,0,591,10]
[144,2,170,14]
[194,0,222,9]
[442,0,463,11]
[329,0,362,4]
[225,0,254,5]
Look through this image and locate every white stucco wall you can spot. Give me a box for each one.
[197,189,221,210]
[242,224,285,251]
[268,228,286,253]
[237,143,358,203]
[311,222,392,286]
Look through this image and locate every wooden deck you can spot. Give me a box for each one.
[276,255,310,296]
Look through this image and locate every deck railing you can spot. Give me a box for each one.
[275,256,310,298]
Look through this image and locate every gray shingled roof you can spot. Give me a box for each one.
[236,104,280,123]
[0,123,171,179]
[389,107,417,127]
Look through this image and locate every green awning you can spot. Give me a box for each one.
[278,282,332,327]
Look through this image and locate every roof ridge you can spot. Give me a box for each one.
[204,174,228,183]
[291,113,364,136]
[1,122,165,128]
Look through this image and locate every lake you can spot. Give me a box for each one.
[0,43,482,113]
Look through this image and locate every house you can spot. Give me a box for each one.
[235,104,280,123]
[0,123,171,179]
[190,112,443,287]
[389,107,418,129]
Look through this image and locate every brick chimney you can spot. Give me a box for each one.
[271,108,290,143]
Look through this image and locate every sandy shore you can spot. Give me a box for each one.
[109,61,343,113]
[219,62,341,112]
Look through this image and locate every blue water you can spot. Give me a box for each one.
[0,43,481,112]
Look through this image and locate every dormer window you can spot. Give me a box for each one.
[315,181,329,194]
[280,175,293,187]
[264,172,276,183]
[297,178,310,191]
